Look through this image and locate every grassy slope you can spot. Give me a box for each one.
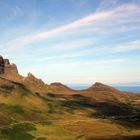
[0,77,140,140]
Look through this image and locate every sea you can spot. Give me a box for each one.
[69,85,140,93]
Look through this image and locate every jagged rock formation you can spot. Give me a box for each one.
[22,72,49,93]
[0,55,21,83]
[0,55,49,93]
[0,55,18,75]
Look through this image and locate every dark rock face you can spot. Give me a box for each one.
[4,59,10,66]
[0,55,18,74]
[0,56,4,74]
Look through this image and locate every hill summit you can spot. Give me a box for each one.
[88,82,119,92]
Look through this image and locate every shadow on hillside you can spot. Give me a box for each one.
[86,135,140,140]
[0,77,32,95]
[47,93,140,129]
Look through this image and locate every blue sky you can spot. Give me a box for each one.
[0,0,140,85]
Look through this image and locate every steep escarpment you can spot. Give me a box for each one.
[0,56,4,74]
[0,55,20,82]
[22,72,49,93]
[0,56,18,74]
[0,56,49,93]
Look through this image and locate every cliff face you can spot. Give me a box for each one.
[0,55,49,93]
[0,55,18,75]
[0,56,4,74]
[0,55,20,82]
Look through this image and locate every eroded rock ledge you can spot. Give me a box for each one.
[0,55,18,74]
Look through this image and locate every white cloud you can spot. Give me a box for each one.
[28,4,140,41]
[112,40,140,52]
[3,3,140,53]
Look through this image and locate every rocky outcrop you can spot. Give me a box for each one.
[22,72,49,93]
[0,55,18,75]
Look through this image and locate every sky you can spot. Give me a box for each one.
[0,0,140,85]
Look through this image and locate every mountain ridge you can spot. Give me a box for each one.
[0,55,140,140]
[0,55,122,94]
